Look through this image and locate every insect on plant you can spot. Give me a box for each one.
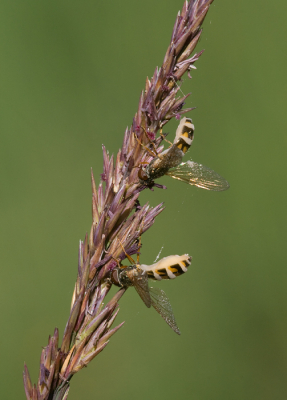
[22,2,228,399]
[138,117,230,191]
[108,241,191,335]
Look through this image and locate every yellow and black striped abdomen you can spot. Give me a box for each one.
[173,117,194,155]
[176,137,192,154]
[141,254,192,281]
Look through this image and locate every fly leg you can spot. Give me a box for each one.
[117,238,136,266]
[159,125,173,146]
[141,126,161,157]
[133,132,158,158]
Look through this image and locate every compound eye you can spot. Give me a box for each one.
[138,167,148,181]
[110,269,120,286]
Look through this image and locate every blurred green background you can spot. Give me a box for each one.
[1,0,287,399]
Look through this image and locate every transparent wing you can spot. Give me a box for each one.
[149,286,181,335]
[132,270,152,308]
[166,160,230,191]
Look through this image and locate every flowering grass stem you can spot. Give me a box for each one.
[23,1,214,399]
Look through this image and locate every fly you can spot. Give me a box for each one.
[138,117,230,191]
[108,253,191,335]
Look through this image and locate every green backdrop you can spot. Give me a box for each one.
[1,1,287,399]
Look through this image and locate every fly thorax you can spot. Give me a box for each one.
[146,156,170,180]
[166,145,186,166]
[125,266,141,279]
[118,266,135,287]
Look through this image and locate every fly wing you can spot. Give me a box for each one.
[149,286,181,335]
[166,160,230,191]
[132,269,152,308]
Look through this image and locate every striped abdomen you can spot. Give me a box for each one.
[173,117,194,155]
[140,254,191,280]
[139,117,194,185]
